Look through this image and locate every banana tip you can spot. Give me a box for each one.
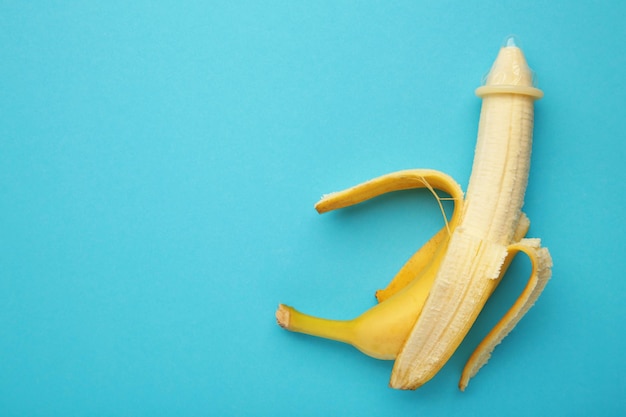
[276,304,290,329]
[314,192,339,214]
[314,201,328,214]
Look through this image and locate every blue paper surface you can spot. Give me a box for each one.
[2,1,625,416]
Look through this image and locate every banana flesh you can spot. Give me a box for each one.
[276,38,552,391]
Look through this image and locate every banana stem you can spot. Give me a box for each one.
[276,304,354,345]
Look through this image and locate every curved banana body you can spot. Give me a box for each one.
[276,38,552,391]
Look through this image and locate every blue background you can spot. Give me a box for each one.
[2,1,625,416]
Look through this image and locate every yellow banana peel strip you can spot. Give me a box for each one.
[314,169,464,301]
[459,238,553,391]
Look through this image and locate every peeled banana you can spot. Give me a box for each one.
[276,37,552,391]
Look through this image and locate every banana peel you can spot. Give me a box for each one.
[276,37,552,391]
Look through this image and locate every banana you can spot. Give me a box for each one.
[276,37,552,391]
